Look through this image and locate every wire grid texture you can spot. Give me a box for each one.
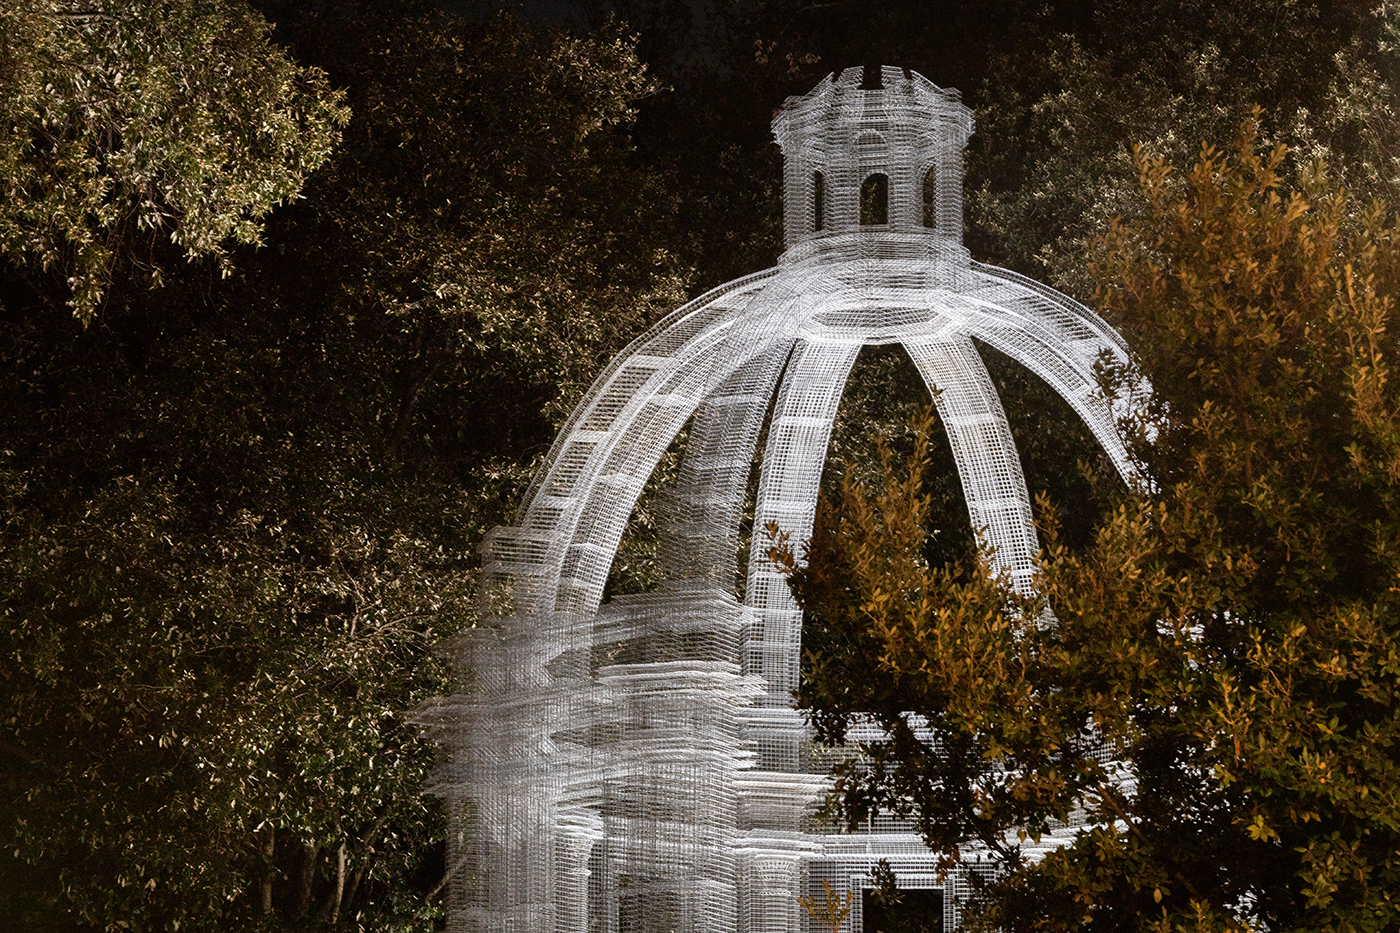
[418,65,1148,933]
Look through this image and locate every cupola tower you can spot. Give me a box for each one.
[774,65,972,260]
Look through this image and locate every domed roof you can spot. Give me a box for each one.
[431,65,1147,933]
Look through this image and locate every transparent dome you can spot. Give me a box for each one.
[422,66,1147,933]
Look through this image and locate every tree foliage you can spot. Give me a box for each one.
[0,0,349,323]
[784,118,1400,931]
[964,0,1400,289]
[8,0,1400,927]
[0,3,679,930]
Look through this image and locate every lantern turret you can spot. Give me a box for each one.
[772,64,973,263]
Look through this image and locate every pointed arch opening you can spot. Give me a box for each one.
[600,415,693,605]
[860,173,888,226]
[822,343,971,569]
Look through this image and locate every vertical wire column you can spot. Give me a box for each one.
[737,337,861,933]
[902,335,1039,594]
[744,337,861,713]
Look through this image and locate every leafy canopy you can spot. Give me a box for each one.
[782,116,1400,933]
[0,4,678,930]
[0,0,348,323]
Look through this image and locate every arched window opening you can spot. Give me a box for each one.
[923,166,938,228]
[813,171,825,232]
[860,173,888,226]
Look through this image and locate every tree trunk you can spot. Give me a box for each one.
[294,841,317,919]
[331,841,347,925]
[260,827,275,915]
[343,860,365,912]
[342,810,389,911]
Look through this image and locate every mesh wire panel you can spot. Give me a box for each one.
[420,65,1145,933]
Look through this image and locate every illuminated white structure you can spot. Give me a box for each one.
[424,66,1141,933]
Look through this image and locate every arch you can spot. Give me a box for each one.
[744,338,861,707]
[902,335,1038,593]
[812,171,825,232]
[513,266,780,517]
[960,263,1142,485]
[656,340,795,591]
[923,165,938,228]
[477,267,787,645]
[860,173,888,226]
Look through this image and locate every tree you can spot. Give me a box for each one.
[0,0,348,324]
[966,0,1400,293]
[0,3,684,929]
[781,117,1400,932]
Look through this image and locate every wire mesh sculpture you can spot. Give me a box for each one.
[422,65,1145,933]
